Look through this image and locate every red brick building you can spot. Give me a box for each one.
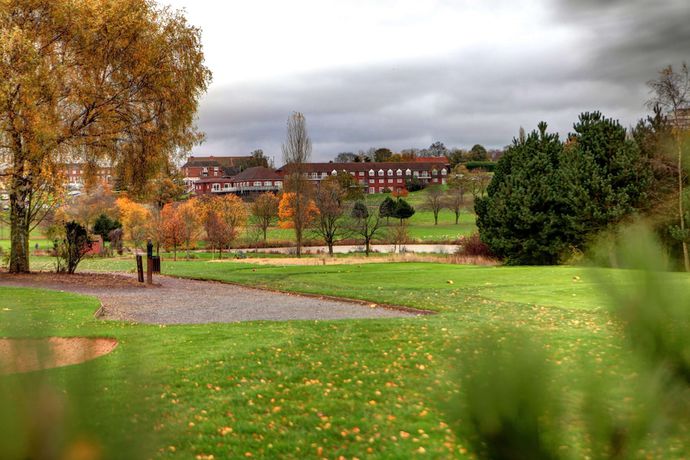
[182,155,253,188]
[193,167,283,195]
[276,160,450,194]
[63,163,114,187]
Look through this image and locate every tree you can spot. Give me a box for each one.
[282,112,313,257]
[647,63,690,271]
[160,204,184,260]
[423,185,444,225]
[392,198,415,225]
[379,196,396,224]
[65,185,117,228]
[423,141,448,158]
[278,192,318,234]
[475,122,572,264]
[247,149,270,168]
[446,169,466,224]
[57,221,93,274]
[374,148,393,162]
[328,172,364,201]
[147,176,187,210]
[93,214,122,243]
[447,148,467,168]
[0,0,211,273]
[177,198,202,260]
[202,195,247,259]
[561,112,652,249]
[335,152,357,163]
[251,193,280,243]
[350,201,384,256]
[469,144,489,161]
[312,181,346,256]
[115,197,151,251]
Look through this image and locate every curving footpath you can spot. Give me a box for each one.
[0,273,416,324]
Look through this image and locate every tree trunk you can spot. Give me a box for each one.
[434,211,438,225]
[455,211,459,224]
[677,137,690,271]
[328,241,334,256]
[9,190,31,273]
[295,226,302,257]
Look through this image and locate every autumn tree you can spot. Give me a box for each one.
[278,192,319,243]
[147,175,187,210]
[64,185,117,228]
[160,203,184,260]
[0,0,211,273]
[350,201,384,257]
[312,180,346,256]
[647,63,690,270]
[446,169,466,224]
[281,112,312,257]
[423,185,444,225]
[115,197,151,251]
[177,198,202,260]
[251,193,280,243]
[202,195,247,259]
[330,171,364,201]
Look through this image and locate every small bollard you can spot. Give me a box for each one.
[136,255,144,283]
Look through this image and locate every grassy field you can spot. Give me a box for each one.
[3,256,685,458]
[0,191,478,254]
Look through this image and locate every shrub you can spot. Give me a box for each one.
[457,233,494,257]
[57,221,93,274]
[405,177,426,192]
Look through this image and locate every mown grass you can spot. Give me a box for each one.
[4,257,688,458]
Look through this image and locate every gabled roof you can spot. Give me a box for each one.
[276,161,448,174]
[231,167,281,182]
[183,155,252,169]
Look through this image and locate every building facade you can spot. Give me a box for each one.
[193,167,283,195]
[182,155,254,188]
[276,160,449,194]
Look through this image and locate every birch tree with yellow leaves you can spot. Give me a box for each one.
[0,0,211,272]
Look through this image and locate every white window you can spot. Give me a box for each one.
[253,181,262,186]
[369,169,375,176]
[369,179,374,184]
[203,167,208,173]
[378,169,384,176]
[350,172,356,176]
[379,179,384,184]
[405,169,412,176]
[276,181,283,188]
[212,183,220,192]
[432,169,438,176]
[359,171,364,176]
[396,169,402,176]
[441,169,447,176]
[387,169,393,176]
[388,179,393,183]
[264,181,272,186]
[223,183,231,190]
[413,171,419,177]
[369,187,375,194]
[331,169,338,175]
[397,178,403,183]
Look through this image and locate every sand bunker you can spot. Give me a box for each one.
[0,337,118,374]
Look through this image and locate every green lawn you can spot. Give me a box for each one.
[3,257,685,458]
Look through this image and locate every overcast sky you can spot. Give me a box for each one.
[159,0,689,163]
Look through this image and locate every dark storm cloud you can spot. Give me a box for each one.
[553,0,690,83]
[194,0,689,162]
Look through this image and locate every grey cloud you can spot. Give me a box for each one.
[193,1,688,161]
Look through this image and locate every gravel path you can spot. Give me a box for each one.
[0,273,416,324]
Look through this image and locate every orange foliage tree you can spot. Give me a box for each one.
[160,203,185,260]
[115,197,151,251]
[177,198,203,260]
[278,192,319,231]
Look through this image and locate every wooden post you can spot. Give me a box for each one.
[136,255,144,283]
[146,240,153,285]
